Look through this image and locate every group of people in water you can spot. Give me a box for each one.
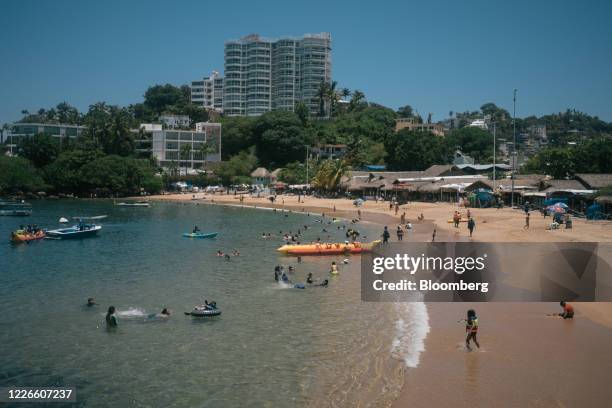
[86,298,171,329]
[273,264,332,287]
[18,224,42,234]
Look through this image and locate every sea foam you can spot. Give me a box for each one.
[391,302,430,368]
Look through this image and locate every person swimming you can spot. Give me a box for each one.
[281,273,289,283]
[160,308,171,316]
[87,297,97,307]
[106,306,118,328]
[330,262,338,274]
[193,225,200,233]
[306,273,313,284]
[315,279,329,287]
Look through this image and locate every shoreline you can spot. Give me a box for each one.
[144,193,612,407]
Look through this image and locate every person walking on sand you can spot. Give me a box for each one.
[394,203,399,215]
[357,209,362,220]
[463,309,480,351]
[431,228,437,242]
[524,212,530,229]
[382,226,390,244]
[400,212,406,224]
[467,217,475,237]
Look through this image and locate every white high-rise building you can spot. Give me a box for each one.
[223,33,332,116]
[191,71,224,112]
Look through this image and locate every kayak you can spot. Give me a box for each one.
[277,240,380,256]
[182,232,218,239]
[11,230,46,243]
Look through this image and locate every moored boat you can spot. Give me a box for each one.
[277,240,380,256]
[0,201,32,216]
[115,201,151,207]
[182,232,218,239]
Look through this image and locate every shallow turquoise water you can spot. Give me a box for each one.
[0,200,405,407]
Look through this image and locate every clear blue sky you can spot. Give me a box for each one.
[1,0,611,123]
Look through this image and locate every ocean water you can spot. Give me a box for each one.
[0,200,428,407]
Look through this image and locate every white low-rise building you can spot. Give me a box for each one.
[134,122,221,169]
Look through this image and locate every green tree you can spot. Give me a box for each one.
[143,84,189,115]
[17,133,60,168]
[219,116,256,159]
[180,144,192,174]
[348,90,366,112]
[397,105,414,118]
[445,127,495,163]
[316,82,329,117]
[312,159,350,192]
[216,150,258,185]
[278,161,307,185]
[253,111,310,167]
[0,156,47,194]
[43,149,104,193]
[385,130,452,170]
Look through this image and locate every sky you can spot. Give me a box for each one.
[1,0,611,123]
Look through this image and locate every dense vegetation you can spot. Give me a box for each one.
[2,82,611,196]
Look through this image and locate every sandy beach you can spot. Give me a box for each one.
[146,192,612,407]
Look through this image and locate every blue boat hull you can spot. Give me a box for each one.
[182,232,218,239]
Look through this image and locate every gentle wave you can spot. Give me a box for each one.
[391,302,430,368]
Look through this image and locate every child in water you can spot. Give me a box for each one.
[106,306,118,328]
[463,309,480,351]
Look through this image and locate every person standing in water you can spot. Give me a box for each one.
[330,262,339,274]
[106,306,118,328]
[463,309,480,351]
[382,226,390,244]
[306,273,314,284]
[396,225,404,241]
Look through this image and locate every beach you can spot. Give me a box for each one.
[148,192,612,407]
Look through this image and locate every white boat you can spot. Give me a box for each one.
[46,216,106,239]
[115,201,151,207]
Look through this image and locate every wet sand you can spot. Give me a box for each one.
[395,303,612,408]
[147,193,612,407]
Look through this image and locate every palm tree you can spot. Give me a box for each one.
[328,80,338,117]
[348,90,365,112]
[341,88,351,101]
[312,159,350,192]
[316,82,329,118]
[180,144,192,175]
[197,140,216,171]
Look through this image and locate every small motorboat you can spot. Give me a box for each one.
[46,216,106,239]
[115,201,151,207]
[11,229,46,243]
[187,305,222,317]
[182,232,218,239]
[0,201,32,216]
